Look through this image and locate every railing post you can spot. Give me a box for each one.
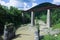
[4,23,15,40]
[4,25,8,40]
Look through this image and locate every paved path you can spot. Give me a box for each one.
[13,20,60,40]
[12,20,47,40]
[13,24,36,40]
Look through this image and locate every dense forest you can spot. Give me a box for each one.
[0,2,60,35]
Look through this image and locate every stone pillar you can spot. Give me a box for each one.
[22,12,24,17]
[4,25,8,40]
[31,11,34,26]
[22,12,24,24]
[47,9,50,28]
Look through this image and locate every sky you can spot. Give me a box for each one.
[0,0,60,10]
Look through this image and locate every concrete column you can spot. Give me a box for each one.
[31,11,34,26]
[47,9,50,28]
[4,25,8,40]
[22,12,24,24]
[22,12,24,17]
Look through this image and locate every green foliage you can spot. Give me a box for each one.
[40,15,47,22]
[51,8,60,25]
[52,23,60,29]
[42,34,60,40]
[0,5,22,35]
[0,5,23,25]
[42,35,51,40]
[24,13,31,23]
[35,10,47,19]
[0,4,31,34]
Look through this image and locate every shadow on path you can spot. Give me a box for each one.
[12,34,21,39]
[12,34,30,40]
[40,36,44,40]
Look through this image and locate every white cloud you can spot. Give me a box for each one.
[0,0,19,7]
[0,0,25,10]
[32,2,37,7]
[0,0,6,5]
[6,0,21,8]
[23,2,31,10]
[0,0,31,10]
[24,2,28,10]
[0,0,37,10]
[53,0,60,2]
[52,0,60,5]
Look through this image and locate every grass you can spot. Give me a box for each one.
[42,23,60,40]
[52,23,60,29]
[42,34,60,40]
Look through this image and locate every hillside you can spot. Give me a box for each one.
[26,2,57,12]
[32,2,56,9]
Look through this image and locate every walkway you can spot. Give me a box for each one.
[13,24,36,40]
[13,20,60,40]
[12,20,47,40]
